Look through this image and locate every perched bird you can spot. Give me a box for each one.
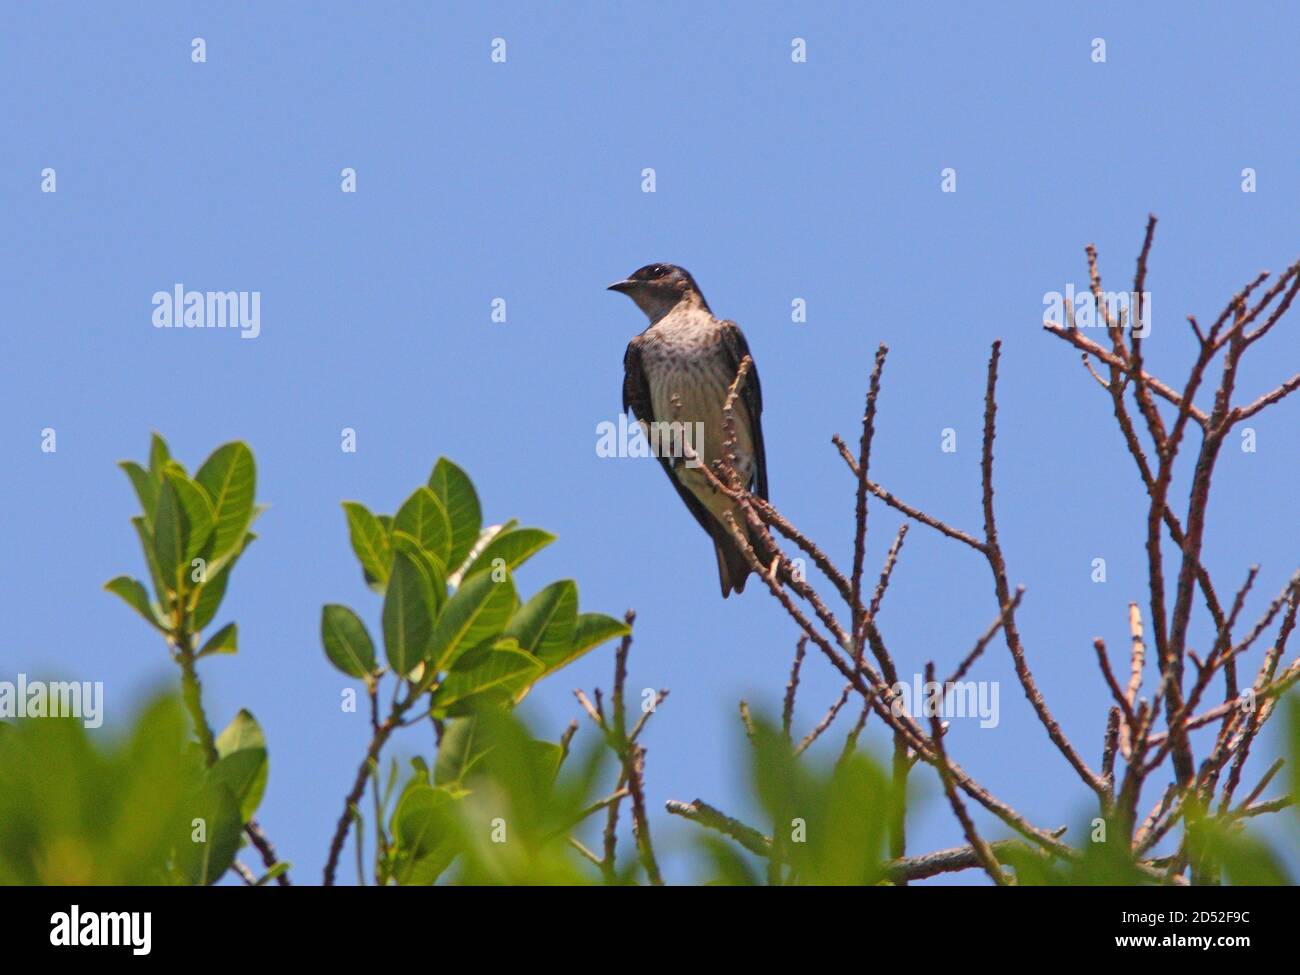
[610,263,768,596]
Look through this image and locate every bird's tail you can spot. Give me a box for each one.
[712,523,760,598]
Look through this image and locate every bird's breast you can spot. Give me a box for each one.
[640,327,754,484]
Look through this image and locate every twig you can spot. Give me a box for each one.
[867,525,908,620]
[850,345,889,658]
[833,437,985,553]
[885,839,1042,884]
[1042,324,1208,426]
[601,613,664,886]
[719,509,1074,857]
[794,684,853,756]
[979,341,1105,797]
[665,799,770,857]
[925,662,1007,885]
[946,586,1024,686]
[324,712,398,885]
[738,700,756,739]
[175,634,291,886]
[782,637,807,738]
[666,801,1059,886]
[1094,638,1139,745]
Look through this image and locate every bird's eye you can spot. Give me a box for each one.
[633,264,671,282]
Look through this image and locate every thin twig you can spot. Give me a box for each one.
[794,684,853,756]
[925,662,1007,885]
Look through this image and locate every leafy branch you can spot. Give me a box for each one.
[318,458,631,885]
[105,434,288,886]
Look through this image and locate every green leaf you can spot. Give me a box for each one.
[393,784,460,884]
[212,710,269,824]
[194,442,256,562]
[428,458,482,572]
[0,694,202,885]
[208,746,267,822]
[700,835,763,886]
[744,715,897,885]
[255,862,290,885]
[343,501,391,591]
[321,604,377,678]
[104,576,167,632]
[447,521,512,585]
[461,527,555,581]
[505,580,577,659]
[216,709,266,755]
[148,433,172,478]
[434,715,489,786]
[120,460,159,526]
[544,613,630,674]
[430,640,544,717]
[152,479,187,591]
[198,622,238,657]
[387,759,433,836]
[177,782,242,886]
[1184,799,1290,886]
[390,531,447,616]
[164,465,215,562]
[383,550,435,677]
[525,740,565,785]
[402,849,456,885]
[395,785,457,858]
[427,570,519,672]
[394,487,453,567]
[192,533,254,631]
[381,757,406,822]
[408,756,430,786]
[131,516,171,612]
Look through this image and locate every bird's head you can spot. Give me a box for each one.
[607,263,709,322]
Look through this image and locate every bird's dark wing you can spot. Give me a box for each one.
[623,336,719,538]
[621,335,654,420]
[718,321,768,500]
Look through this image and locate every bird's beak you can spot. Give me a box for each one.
[607,280,636,294]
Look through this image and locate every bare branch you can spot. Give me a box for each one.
[868,524,908,620]
[850,344,889,658]
[946,586,1025,687]
[925,662,1007,885]
[794,684,853,756]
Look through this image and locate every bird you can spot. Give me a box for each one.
[609,263,769,597]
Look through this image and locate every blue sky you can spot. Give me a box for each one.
[3,2,1297,883]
